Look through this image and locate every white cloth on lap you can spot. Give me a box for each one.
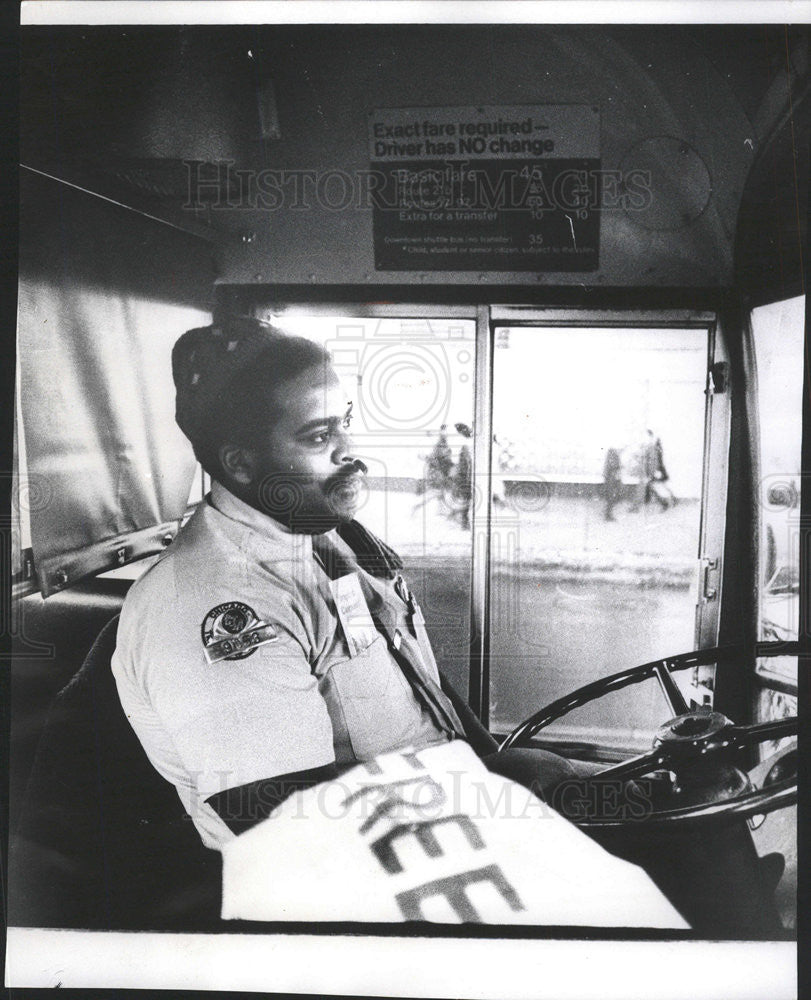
[221,741,688,927]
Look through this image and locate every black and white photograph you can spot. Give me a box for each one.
[4,1,808,997]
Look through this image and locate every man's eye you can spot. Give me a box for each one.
[308,432,329,445]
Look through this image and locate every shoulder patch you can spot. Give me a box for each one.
[201,601,278,664]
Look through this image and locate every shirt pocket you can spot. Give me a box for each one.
[329,634,403,698]
[327,634,418,758]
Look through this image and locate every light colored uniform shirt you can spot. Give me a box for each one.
[111,481,450,850]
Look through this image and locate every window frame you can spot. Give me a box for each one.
[482,308,727,731]
[749,295,806,715]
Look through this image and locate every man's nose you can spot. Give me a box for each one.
[331,427,354,465]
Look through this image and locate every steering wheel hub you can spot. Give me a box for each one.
[654,710,732,748]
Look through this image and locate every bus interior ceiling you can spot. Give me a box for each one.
[20,25,806,290]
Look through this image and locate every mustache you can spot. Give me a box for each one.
[325,459,368,495]
[337,458,368,478]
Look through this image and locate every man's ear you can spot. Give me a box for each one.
[218,443,257,485]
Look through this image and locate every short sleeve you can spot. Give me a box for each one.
[158,630,336,799]
[113,568,336,805]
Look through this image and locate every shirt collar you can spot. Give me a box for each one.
[208,479,314,558]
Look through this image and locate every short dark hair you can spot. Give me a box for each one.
[192,336,332,479]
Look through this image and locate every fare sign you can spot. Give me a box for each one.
[369,105,601,272]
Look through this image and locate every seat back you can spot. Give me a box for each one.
[10,615,220,929]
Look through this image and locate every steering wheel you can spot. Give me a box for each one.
[498,642,798,828]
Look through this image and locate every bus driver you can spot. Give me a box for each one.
[111,316,578,850]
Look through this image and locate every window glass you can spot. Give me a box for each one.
[754,296,804,651]
[15,343,206,585]
[95,466,208,582]
[489,325,708,749]
[13,375,31,572]
[262,313,477,693]
[753,295,804,705]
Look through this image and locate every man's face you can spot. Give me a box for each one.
[244,364,365,531]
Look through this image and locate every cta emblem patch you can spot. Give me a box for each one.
[201,601,278,664]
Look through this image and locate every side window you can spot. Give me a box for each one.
[96,464,208,582]
[752,295,803,736]
[12,410,207,590]
[13,369,31,576]
[488,324,711,748]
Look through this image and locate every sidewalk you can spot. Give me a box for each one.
[360,488,699,587]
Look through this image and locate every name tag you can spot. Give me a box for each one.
[331,573,378,657]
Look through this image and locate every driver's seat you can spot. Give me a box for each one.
[10,615,221,929]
